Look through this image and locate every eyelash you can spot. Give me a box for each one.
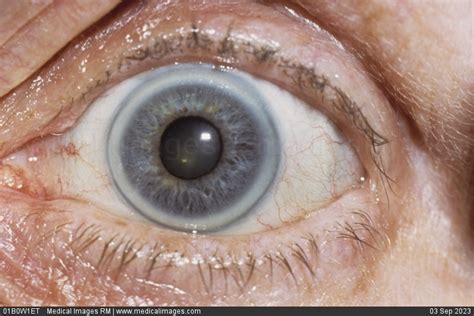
[28,206,386,296]
[76,23,390,182]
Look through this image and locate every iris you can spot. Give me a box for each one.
[107,64,280,232]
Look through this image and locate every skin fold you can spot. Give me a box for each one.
[0,0,120,96]
[0,0,472,305]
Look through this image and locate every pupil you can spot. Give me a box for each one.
[159,116,223,180]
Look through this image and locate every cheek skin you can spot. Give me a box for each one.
[362,151,474,304]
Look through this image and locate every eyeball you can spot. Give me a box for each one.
[107,64,281,232]
[33,63,364,235]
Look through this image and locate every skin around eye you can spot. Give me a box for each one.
[0,1,409,305]
[0,0,121,96]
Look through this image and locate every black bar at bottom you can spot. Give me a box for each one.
[0,306,472,316]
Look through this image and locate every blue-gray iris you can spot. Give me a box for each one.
[107,64,280,232]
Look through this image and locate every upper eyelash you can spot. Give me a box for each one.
[0,3,406,305]
[47,26,392,291]
[71,22,391,187]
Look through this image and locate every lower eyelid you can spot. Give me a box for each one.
[0,186,388,305]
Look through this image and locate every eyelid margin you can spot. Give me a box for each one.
[0,185,389,305]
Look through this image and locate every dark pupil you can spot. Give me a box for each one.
[159,116,222,180]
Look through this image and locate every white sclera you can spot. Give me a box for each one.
[52,64,363,234]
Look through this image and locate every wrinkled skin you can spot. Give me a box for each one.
[0,0,472,306]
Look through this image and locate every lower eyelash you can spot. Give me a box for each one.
[0,174,392,305]
[333,210,389,252]
[50,211,386,298]
[0,190,387,304]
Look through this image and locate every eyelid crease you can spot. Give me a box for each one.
[0,0,121,97]
[0,0,52,47]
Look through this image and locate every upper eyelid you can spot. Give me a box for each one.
[0,0,121,97]
[0,2,391,183]
[114,24,386,147]
[114,26,390,172]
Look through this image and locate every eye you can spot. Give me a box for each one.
[0,1,404,304]
[107,63,281,232]
[63,62,363,234]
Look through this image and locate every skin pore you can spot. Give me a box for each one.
[0,0,472,305]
